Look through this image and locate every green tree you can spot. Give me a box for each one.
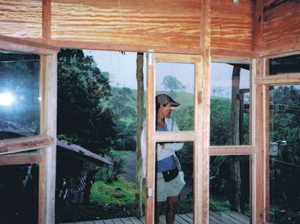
[57,49,116,156]
[210,98,231,145]
[107,87,137,120]
[162,75,186,92]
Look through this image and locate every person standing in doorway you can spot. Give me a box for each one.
[141,94,185,224]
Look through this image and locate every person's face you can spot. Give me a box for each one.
[160,103,173,118]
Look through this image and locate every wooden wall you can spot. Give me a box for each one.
[211,0,253,51]
[0,0,42,39]
[51,0,201,50]
[0,0,254,53]
[261,0,300,55]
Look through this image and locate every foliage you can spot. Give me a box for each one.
[57,49,116,156]
[106,87,137,152]
[209,156,231,198]
[55,177,146,223]
[95,149,128,183]
[210,98,231,145]
[209,200,231,212]
[114,120,137,151]
[162,75,186,92]
[269,204,300,224]
[107,87,137,120]
[90,177,141,205]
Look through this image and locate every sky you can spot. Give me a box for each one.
[83,50,250,97]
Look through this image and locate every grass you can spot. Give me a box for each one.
[90,176,145,206]
[55,176,146,223]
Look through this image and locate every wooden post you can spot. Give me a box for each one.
[42,0,51,45]
[252,57,268,223]
[135,52,144,218]
[230,66,241,212]
[39,53,57,224]
[196,0,211,223]
[145,50,156,224]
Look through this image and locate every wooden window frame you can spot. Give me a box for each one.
[254,55,300,223]
[145,53,208,223]
[0,34,59,224]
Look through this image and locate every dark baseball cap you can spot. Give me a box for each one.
[156,94,180,107]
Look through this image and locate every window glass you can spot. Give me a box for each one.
[0,52,40,140]
[155,62,194,131]
[269,85,300,223]
[269,54,300,75]
[210,63,250,146]
[210,155,250,223]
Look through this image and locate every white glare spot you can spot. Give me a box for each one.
[0,93,13,106]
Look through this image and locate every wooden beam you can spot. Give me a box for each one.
[0,153,41,165]
[259,41,300,58]
[145,51,156,224]
[253,57,267,223]
[51,40,203,55]
[0,136,54,155]
[0,34,59,55]
[256,73,300,86]
[209,146,255,156]
[249,59,255,224]
[39,53,57,224]
[211,49,257,61]
[151,131,199,143]
[155,53,202,63]
[42,0,51,44]
[197,0,211,223]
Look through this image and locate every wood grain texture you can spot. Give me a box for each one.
[262,0,300,54]
[0,0,42,39]
[51,0,201,49]
[211,0,253,51]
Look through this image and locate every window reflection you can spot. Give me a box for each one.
[155,62,194,131]
[0,52,40,140]
[210,63,250,146]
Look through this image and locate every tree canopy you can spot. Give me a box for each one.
[162,75,186,92]
[57,49,116,155]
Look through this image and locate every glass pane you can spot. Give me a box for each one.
[269,85,300,223]
[0,52,40,140]
[269,54,300,75]
[155,62,194,131]
[210,63,250,146]
[0,164,39,223]
[210,155,250,224]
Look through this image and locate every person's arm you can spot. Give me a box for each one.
[156,118,184,161]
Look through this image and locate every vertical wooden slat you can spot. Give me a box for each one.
[194,59,205,224]
[253,57,267,223]
[39,53,57,224]
[145,51,156,224]
[249,59,256,224]
[197,0,211,223]
[42,0,51,44]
